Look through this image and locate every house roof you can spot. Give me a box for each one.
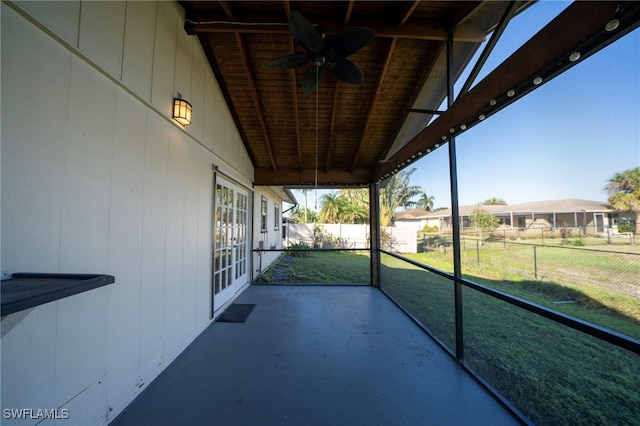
[410,199,615,219]
[395,209,432,220]
[178,1,640,188]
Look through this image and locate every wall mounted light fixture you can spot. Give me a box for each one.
[173,98,192,126]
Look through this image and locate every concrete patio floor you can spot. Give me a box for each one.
[111,285,520,425]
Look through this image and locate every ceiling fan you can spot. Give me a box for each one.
[264,11,375,96]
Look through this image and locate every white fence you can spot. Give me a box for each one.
[285,223,417,253]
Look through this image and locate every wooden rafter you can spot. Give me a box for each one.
[254,166,372,186]
[397,1,420,27]
[344,1,354,25]
[235,32,277,173]
[185,18,485,42]
[350,37,397,172]
[217,0,235,21]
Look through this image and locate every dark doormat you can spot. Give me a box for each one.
[215,304,256,323]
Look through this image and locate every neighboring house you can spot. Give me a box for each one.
[396,199,636,236]
[1,2,294,423]
[395,209,439,231]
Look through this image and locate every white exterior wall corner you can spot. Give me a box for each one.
[252,187,287,279]
[0,1,254,424]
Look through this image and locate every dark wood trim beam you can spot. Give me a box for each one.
[254,167,372,186]
[185,18,486,42]
[375,1,640,181]
[344,0,354,25]
[369,183,381,288]
[283,0,290,18]
[235,33,277,173]
[458,1,517,98]
[351,38,397,172]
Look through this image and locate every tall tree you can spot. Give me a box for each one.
[318,192,344,223]
[289,206,317,223]
[339,188,369,211]
[416,192,435,211]
[470,207,500,240]
[605,167,640,235]
[379,168,422,226]
[482,197,507,205]
[341,201,368,224]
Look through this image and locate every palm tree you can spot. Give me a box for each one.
[341,201,368,224]
[605,167,640,235]
[289,206,317,223]
[415,192,435,211]
[318,192,343,223]
[380,168,422,226]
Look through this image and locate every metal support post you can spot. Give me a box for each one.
[447,31,464,362]
[369,183,381,287]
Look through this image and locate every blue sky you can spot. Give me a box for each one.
[291,1,639,211]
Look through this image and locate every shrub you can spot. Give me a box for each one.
[617,221,635,234]
[572,238,585,247]
[380,228,397,251]
[421,224,439,233]
[286,241,311,257]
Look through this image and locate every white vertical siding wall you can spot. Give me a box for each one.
[253,188,285,279]
[0,1,261,424]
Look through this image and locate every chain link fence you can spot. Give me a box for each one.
[419,232,640,298]
[461,239,640,298]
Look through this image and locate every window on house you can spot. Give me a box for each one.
[274,204,280,230]
[261,196,267,233]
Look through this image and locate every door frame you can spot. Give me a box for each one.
[211,169,253,317]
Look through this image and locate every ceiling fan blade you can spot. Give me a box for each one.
[327,58,363,85]
[324,27,375,58]
[289,11,323,53]
[264,54,309,69]
[303,66,325,96]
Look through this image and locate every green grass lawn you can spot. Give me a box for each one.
[410,237,640,332]
[255,250,371,285]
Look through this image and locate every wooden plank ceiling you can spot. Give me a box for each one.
[179,1,640,187]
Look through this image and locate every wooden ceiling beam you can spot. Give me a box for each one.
[397,1,420,28]
[217,0,235,21]
[235,32,277,173]
[254,167,372,186]
[185,18,485,42]
[344,1,354,25]
[350,38,397,172]
[283,0,290,18]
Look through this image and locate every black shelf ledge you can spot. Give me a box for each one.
[1,273,115,316]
